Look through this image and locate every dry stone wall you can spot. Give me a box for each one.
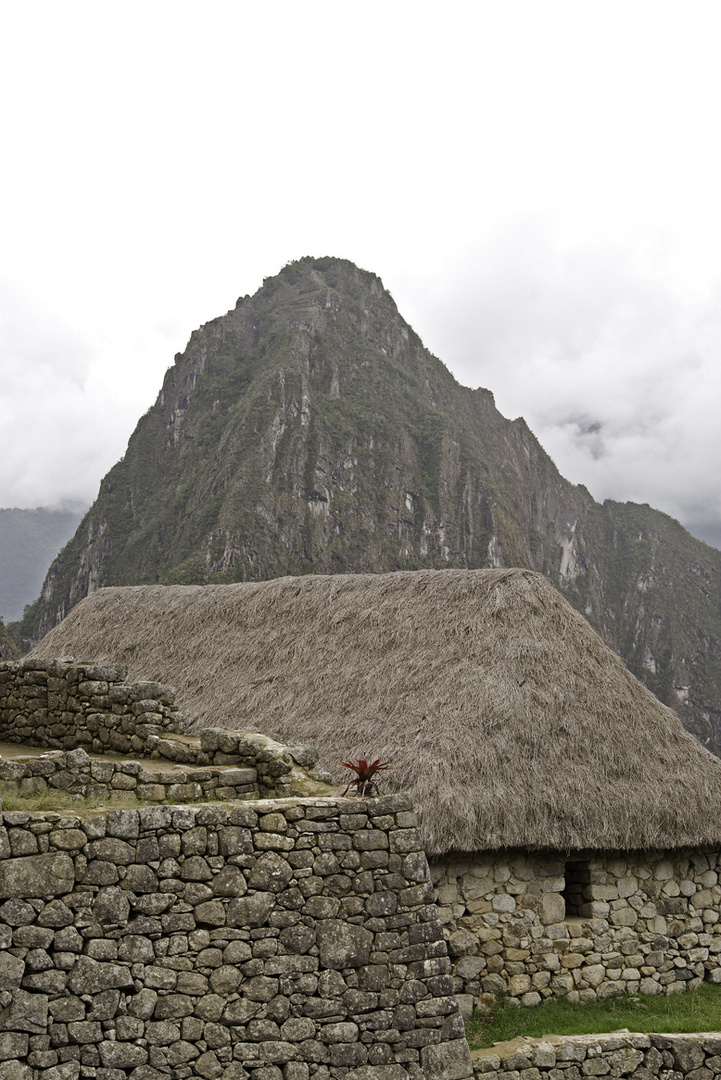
[0,793,472,1080]
[471,1032,721,1080]
[0,660,182,754]
[0,662,331,802]
[433,850,721,1014]
[0,748,261,806]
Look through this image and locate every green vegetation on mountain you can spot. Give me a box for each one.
[17,257,721,751]
[0,618,18,661]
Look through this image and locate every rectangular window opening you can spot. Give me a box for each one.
[563,860,590,918]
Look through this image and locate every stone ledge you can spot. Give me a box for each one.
[472,1030,721,1078]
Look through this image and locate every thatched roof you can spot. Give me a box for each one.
[30,568,721,856]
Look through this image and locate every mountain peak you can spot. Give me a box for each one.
[16,260,721,755]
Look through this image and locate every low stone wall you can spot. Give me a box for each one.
[432,850,721,1012]
[0,793,472,1080]
[472,1032,721,1080]
[151,730,332,798]
[0,659,184,754]
[0,747,261,804]
[0,661,332,800]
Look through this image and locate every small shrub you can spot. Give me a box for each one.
[341,757,390,797]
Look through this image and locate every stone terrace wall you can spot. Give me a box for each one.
[0,793,472,1080]
[471,1032,721,1080]
[0,748,261,806]
[433,850,721,1014]
[0,662,331,801]
[0,659,184,754]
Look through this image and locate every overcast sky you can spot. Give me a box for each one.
[2,1,721,549]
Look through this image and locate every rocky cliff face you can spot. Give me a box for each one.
[0,619,18,661]
[21,257,721,751]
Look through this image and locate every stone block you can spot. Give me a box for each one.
[136,784,166,801]
[581,1060,610,1076]
[66,957,133,994]
[227,891,276,927]
[124,864,159,892]
[531,1044,556,1068]
[489,892,516,915]
[609,907,637,928]
[0,853,74,898]
[555,1042,586,1063]
[671,1039,706,1073]
[585,884,616,901]
[607,1048,644,1074]
[579,964,605,988]
[559,953,583,970]
[596,981,624,1001]
[421,1039,473,1080]
[248,851,294,892]
[106,809,139,839]
[0,1034,29,1062]
[540,891,565,924]
[0,1063,34,1080]
[579,901,609,918]
[0,988,47,1033]
[98,1041,148,1069]
[508,975,531,996]
[455,956,486,979]
[345,1068,408,1080]
[0,952,24,989]
[243,976,280,1002]
[168,782,203,802]
[317,920,373,968]
[445,929,475,957]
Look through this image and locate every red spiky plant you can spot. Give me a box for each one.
[341,757,390,797]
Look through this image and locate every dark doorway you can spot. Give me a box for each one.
[563,860,591,917]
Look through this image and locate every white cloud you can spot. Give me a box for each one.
[397,224,721,548]
[1,1,721,551]
[0,280,138,508]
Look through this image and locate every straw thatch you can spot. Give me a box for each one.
[30,568,721,856]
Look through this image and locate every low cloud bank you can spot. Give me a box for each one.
[401,226,721,551]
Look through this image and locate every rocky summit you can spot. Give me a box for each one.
[18,257,721,751]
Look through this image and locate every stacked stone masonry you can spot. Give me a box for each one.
[433,851,721,1014]
[5,656,721,1037]
[0,747,263,806]
[0,662,331,801]
[0,661,184,754]
[472,1032,721,1080]
[0,793,473,1080]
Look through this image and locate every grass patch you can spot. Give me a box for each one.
[0,784,142,813]
[467,985,721,1049]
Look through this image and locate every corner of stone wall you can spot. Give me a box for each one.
[0,658,184,753]
[0,792,473,1080]
[0,662,338,805]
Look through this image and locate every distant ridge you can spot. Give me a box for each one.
[0,505,85,621]
[21,257,721,752]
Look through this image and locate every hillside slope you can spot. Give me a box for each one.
[20,257,721,750]
[0,618,18,661]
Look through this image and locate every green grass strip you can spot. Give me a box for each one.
[467,985,721,1049]
[0,784,144,812]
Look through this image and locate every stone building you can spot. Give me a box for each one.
[29,568,721,1013]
